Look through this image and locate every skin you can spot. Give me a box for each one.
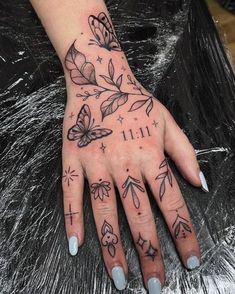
[30,0,203,290]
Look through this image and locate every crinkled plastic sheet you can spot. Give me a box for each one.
[0,0,235,293]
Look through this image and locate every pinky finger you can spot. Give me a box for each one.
[62,147,84,256]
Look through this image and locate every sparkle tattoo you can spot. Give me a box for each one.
[122,175,145,209]
[65,204,79,225]
[62,166,78,186]
[90,179,111,201]
[155,158,173,201]
[136,233,147,250]
[101,220,118,257]
[145,241,158,261]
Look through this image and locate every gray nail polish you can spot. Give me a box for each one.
[69,236,78,256]
[187,256,200,270]
[148,277,161,294]
[111,266,126,290]
[199,171,209,192]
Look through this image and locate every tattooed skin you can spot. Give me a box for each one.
[121,126,151,141]
[155,158,173,201]
[172,209,192,239]
[62,166,78,186]
[136,233,158,261]
[122,175,145,209]
[101,220,118,257]
[90,179,111,201]
[65,204,79,226]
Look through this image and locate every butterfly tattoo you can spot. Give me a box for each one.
[67,104,113,148]
[88,12,122,52]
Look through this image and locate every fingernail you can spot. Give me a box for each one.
[148,277,161,294]
[199,171,209,192]
[111,266,127,290]
[186,256,200,270]
[69,235,78,256]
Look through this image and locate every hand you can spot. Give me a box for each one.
[61,37,209,293]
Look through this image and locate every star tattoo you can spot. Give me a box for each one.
[97,56,102,63]
[62,166,78,186]
[100,142,106,153]
[69,112,75,119]
[145,241,158,261]
[121,66,126,71]
[136,233,147,250]
[117,115,124,124]
[152,120,158,127]
[65,204,79,225]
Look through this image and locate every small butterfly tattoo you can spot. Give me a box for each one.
[67,104,113,148]
[88,12,121,52]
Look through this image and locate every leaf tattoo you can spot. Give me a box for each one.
[64,41,97,85]
[172,211,192,239]
[129,96,153,116]
[101,220,118,257]
[122,176,145,209]
[101,92,128,120]
[155,159,173,201]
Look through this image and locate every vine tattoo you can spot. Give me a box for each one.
[155,159,173,201]
[67,104,112,148]
[122,175,145,209]
[172,209,192,239]
[136,233,158,261]
[88,12,121,51]
[64,42,154,121]
[65,204,79,225]
[62,166,78,186]
[90,179,111,201]
[101,220,118,257]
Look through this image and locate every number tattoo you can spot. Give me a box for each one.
[122,175,145,209]
[101,220,118,257]
[121,126,151,141]
[62,166,78,186]
[65,204,79,226]
[90,179,111,201]
[172,210,192,239]
[88,12,122,52]
[136,233,158,261]
[67,104,112,148]
[155,158,173,201]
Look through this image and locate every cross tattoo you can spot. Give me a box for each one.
[65,204,79,225]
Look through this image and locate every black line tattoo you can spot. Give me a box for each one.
[136,233,147,250]
[101,220,118,257]
[67,104,112,148]
[65,204,79,225]
[155,159,173,201]
[100,142,106,153]
[121,126,151,141]
[122,175,145,209]
[62,166,78,186]
[129,96,153,117]
[145,241,158,261]
[117,115,124,124]
[172,210,192,239]
[88,12,121,51]
[152,120,158,127]
[90,179,111,201]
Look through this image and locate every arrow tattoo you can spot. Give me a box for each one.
[122,175,145,208]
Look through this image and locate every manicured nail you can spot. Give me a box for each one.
[69,235,78,256]
[199,171,209,192]
[111,266,127,290]
[187,256,200,270]
[148,277,161,294]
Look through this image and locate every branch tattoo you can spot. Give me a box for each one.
[172,209,192,239]
[101,220,118,257]
[155,159,173,201]
[122,175,145,209]
[90,179,111,201]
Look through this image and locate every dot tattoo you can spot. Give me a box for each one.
[122,175,145,209]
[101,220,118,257]
[65,204,79,226]
[155,158,173,201]
[62,166,78,186]
[90,180,111,201]
[136,233,147,250]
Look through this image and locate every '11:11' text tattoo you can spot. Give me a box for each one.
[121,126,151,141]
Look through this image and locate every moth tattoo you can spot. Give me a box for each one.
[67,104,112,147]
[88,12,121,51]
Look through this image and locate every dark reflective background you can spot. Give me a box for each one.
[0,0,235,293]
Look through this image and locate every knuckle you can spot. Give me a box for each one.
[129,211,153,226]
[95,201,115,216]
[165,195,185,211]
